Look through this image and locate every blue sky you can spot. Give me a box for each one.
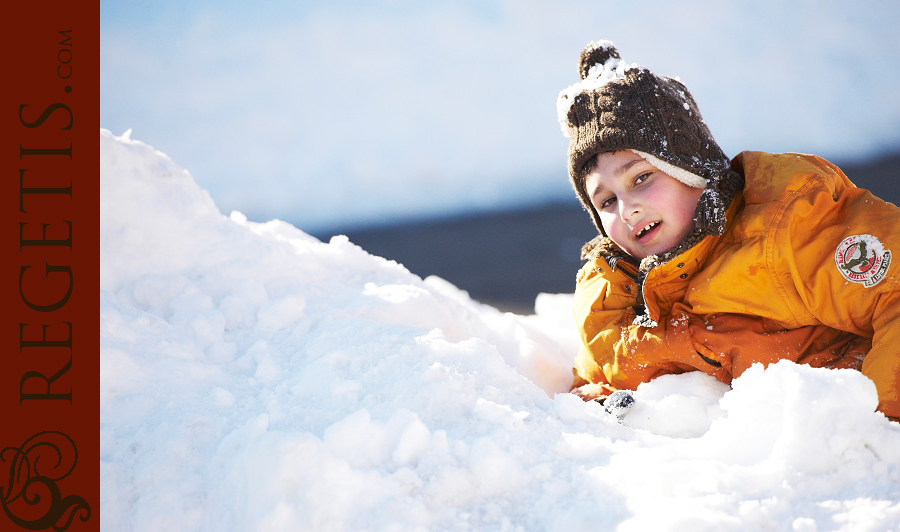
[101,0,900,232]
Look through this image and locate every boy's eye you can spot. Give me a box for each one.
[634,171,653,185]
[600,196,616,209]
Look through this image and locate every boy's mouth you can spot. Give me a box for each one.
[635,221,661,241]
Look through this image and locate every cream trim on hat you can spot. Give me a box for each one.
[630,150,708,188]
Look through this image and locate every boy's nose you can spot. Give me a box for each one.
[618,201,641,223]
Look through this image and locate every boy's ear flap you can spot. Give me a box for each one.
[694,168,745,236]
[581,235,626,262]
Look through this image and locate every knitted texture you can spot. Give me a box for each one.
[557,41,742,240]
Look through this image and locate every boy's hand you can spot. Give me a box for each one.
[570,383,636,420]
[570,382,617,402]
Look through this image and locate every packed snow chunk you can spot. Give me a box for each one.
[390,410,433,466]
[467,437,529,498]
[360,281,466,339]
[100,129,231,292]
[533,292,577,328]
[218,279,269,330]
[232,213,320,247]
[255,294,307,333]
[625,372,730,438]
[709,361,891,473]
[823,498,900,532]
[322,409,393,468]
[128,273,191,315]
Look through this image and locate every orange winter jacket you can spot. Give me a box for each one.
[572,152,900,420]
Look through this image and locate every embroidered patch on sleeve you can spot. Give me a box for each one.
[834,234,892,287]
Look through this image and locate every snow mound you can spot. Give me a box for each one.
[100,129,900,531]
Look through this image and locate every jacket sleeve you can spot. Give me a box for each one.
[571,257,693,393]
[774,158,900,420]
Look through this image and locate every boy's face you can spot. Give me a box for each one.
[584,150,703,260]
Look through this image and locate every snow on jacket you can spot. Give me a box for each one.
[572,151,900,420]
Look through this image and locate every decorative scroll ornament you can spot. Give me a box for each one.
[1,431,91,530]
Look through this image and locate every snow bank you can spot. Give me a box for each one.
[100,129,900,531]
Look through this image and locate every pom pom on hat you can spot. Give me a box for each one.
[578,40,620,80]
[556,42,633,138]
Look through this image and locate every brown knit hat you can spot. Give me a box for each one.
[557,41,743,246]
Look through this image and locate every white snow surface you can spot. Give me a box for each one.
[100,129,900,531]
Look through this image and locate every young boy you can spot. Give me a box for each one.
[557,41,900,421]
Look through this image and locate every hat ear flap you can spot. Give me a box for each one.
[694,169,745,236]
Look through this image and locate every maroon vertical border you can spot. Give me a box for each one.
[1,1,99,531]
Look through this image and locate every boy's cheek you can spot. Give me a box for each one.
[598,216,613,235]
[607,229,633,254]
